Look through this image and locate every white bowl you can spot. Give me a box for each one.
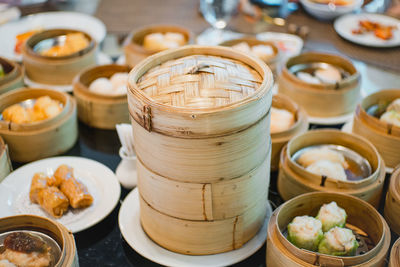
[300,0,363,20]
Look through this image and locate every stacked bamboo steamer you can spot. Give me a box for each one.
[389,238,400,267]
[352,89,400,169]
[278,129,386,208]
[0,87,78,162]
[0,57,24,94]
[270,94,308,171]
[128,45,273,255]
[267,192,391,267]
[0,136,12,183]
[0,215,78,266]
[278,52,360,117]
[384,165,400,236]
[73,64,131,129]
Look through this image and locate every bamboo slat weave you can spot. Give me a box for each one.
[137,55,263,108]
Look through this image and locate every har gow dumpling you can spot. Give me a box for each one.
[270,107,295,133]
[110,72,129,90]
[306,160,347,181]
[298,147,348,169]
[89,77,113,95]
[296,72,321,84]
[314,66,342,84]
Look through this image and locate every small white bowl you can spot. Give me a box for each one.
[300,0,363,20]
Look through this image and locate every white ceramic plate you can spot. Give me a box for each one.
[308,111,354,125]
[341,120,394,173]
[119,188,272,267]
[0,156,121,233]
[256,32,304,58]
[0,11,106,61]
[334,13,400,47]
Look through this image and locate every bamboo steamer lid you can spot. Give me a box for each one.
[389,238,400,267]
[0,214,78,267]
[0,136,12,183]
[384,165,400,236]
[266,192,391,267]
[352,89,400,169]
[278,52,360,117]
[124,24,194,68]
[270,94,308,171]
[0,57,24,94]
[73,64,131,129]
[278,129,386,208]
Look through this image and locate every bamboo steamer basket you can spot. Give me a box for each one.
[277,129,386,208]
[124,24,194,68]
[22,29,97,85]
[389,238,400,267]
[352,89,400,169]
[384,165,400,236]
[266,192,391,267]
[278,52,360,117]
[0,87,78,162]
[139,189,269,255]
[73,64,131,129]
[0,136,12,183]
[0,214,78,266]
[0,57,24,94]
[219,37,281,77]
[270,94,308,171]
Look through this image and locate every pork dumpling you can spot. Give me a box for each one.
[231,42,252,54]
[318,227,358,256]
[296,72,320,84]
[164,32,186,46]
[306,160,347,181]
[387,98,400,113]
[287,215,323,251]
[316,201,347,232]
[380,110,400,127]
[89,77,113,95]
[315,66,342,84]
[270,107,295,133]
[298,147,348,169]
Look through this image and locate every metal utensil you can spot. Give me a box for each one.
[0,230,61,267]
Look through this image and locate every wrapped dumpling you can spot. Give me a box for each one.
[251,44,274,61]
[296,72,320,84]
[380,110,400,128]
[314,66,342,84]
[318,227,358,256]
[231,42,252,54]
[287,216,323,251]
[316,201,347,232]
[270,107,295,133]
[387,98,400,113]
[298,147,348,169]
[164,32,186,46]
[306,160,347,181]
[89,77,113,95]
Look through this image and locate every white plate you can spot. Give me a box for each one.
[0,156,121,233]
[308,111,354,125]
[341,120,394,173]
[0,11,106,61]
[334,13,400,47]
[256,32,304,58]
[119,188,272,267]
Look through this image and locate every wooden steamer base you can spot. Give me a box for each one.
[0,57,24,94]
[384,166,400,236]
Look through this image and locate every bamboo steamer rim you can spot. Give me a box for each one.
[357,88,400,138]
[219,37,280,63]
[390,238,400,267]
[282,51,360,93]
[125,24,194,55]
[285,129,382,187]
[271,93,308,141]
[389,164,400,203]
[0,87,70,131]
[0,57,21,85]
[22,28,97,62]
[73,63,131,100]
[273,191,387,264]
[128,45,273,114]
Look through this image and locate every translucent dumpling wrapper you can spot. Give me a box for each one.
[143,32,184,52]
[316,201,347,232]
[231,42,252,54]
[387,98,400,113]
[251,44,274,61]
[297,147,348,169]
[306,160,347,181]
[110,72,129,90]
[89,77,113,94]
[164,32,186,46]
[318,227,359,256]
[296,72,321,84]
[287,215,324,251]
[270,107,295,133]
[314,66,342,84]
[380,110,400,128]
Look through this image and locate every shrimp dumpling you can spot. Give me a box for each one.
[298,147,348,169]
[380,110,400,127]
[270,107,295,133]
[316,201,347,232]
[314,66,342,84]
[318,227,358,256]
[306,160,347,181]
[287,215,323,251]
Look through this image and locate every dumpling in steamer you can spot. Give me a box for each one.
[306,160,347,181]
[287,215,323,251]
[318,227,358,256]
[316,201,347,232]
[386,98,400,113]
[298,147,348,169]
[270,107,295,133]
[314,66,342,84]
[380,110,400,128]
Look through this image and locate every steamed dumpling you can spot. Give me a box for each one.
[110,72,129,90]
[306,160,347,181]
[231,42,252,54]
[298,147,348,169]
[315,66,342,84]
[251,44,274,61]
[287,215,323,251]
[164,32,186,46]
[89,77,113,94]
[318,227,358,256]
[297,72,320,84]
[380,110,400,127]
[316,201,347,232]
[387,98,400,113]
[270,107,295,133]
[143,32,185,52]
[89,72,129,96]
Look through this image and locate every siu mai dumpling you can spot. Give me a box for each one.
[287,215,323,251]
[270,107,295,133]
[316,201,347,232]
[298,147,348,168]
[306,160,347,181]
[318,227,358,256]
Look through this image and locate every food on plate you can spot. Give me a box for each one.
[352,20,397,40]
[310,0,353,5]
[143,32,186,52]
[40,32,90,57]
[89,72,129,95]
[297,147,348,169]
[29,165,93,218]
[296,65,342,85]
[0,232,51,267]
[316,201,347,232]
[287,215,324,251]
[14,29,42,55]
[270,107,295,133]
[231,42,275,61]
[306,160,347,181]
[2,96,63,124]
[318,227,359,256]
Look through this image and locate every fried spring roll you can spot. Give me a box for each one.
[37,186,69,218]
[60,177,93,209]
[29,173,49,203]
[53,164,73,184]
